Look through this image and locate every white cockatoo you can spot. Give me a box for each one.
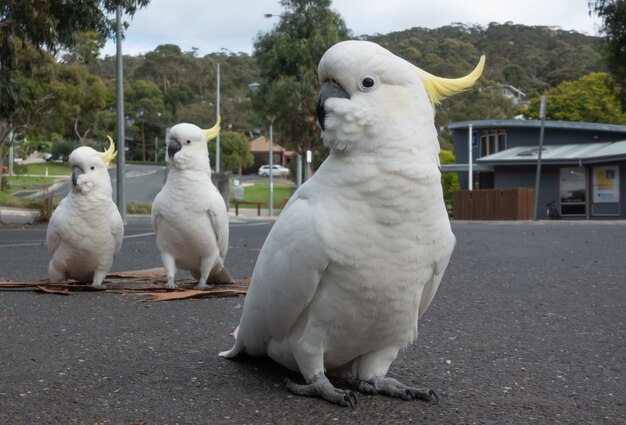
[221,40,484,407]
[46,138,124,286]
[151,117,233,289]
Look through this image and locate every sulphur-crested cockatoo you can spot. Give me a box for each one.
[151,118,233,289]
[221,40,484,407]
[46,138,124,286]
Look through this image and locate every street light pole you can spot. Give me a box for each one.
[215,62,221,173]
[115,4,126,224]
[267,115,276,217]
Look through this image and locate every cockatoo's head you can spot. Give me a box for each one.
[166,117,220,171]
[316,40,484,153]
[69,137,116,195]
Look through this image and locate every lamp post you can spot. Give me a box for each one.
[206,56,221,172]
[215,62,221,172]
[115,3,126,223]
[267,115,276,217]
[194,48,221,172]
[533,95,547,221]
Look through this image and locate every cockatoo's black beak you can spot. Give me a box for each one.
[167,140,182,158]
[317,80,350,130]
[71,166,83,188]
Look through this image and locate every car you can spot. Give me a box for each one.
[258,164,290,177]
[43,153,53,161]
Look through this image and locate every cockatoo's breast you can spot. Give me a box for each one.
[295,153,455,367]
[51,195,121,279]
[153,170,219,263]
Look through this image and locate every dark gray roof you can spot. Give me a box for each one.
[448,119,626,134]
[476,141,626,165]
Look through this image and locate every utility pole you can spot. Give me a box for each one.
[267,115,276,217]
[115,4,126,223]
[533,96,547,221]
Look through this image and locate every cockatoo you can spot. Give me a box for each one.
[151,117,234,289]
[220,40,484,407]
[46,138,124,286]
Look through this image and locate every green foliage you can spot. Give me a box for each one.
[524,73,626,124]
[25,162,71,176]
[589,1,626,109]
[232,183,293,205]
[368,23,605,98]
[0,14,617,173]
[208,131,254,174]
[0,0,150,121]
[439,150,460,209]
[252,0,351,167]
[51,140,77,162]
[127,203,152,215]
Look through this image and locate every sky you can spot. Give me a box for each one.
[101,0,602,57]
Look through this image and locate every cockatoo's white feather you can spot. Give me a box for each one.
[151,122,233,289]
[46,143,124,286]
[221,40,483,406]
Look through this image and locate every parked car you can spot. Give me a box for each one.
[258,164,290,177]
[43,153,53,161]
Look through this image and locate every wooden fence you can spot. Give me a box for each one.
[453,188,534,220]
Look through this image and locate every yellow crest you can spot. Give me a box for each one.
[203,115,221,141]
[102,136,117,167]
[417,55,486,105]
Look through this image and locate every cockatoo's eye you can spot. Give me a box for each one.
[186,140,191,144]
[358,76,377,91]
[90,166,95,170]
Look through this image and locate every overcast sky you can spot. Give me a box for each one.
[101,0,602,57]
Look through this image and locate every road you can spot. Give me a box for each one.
[49,164,168,205]
[0,220,625,424]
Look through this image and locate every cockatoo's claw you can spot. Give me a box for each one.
[428,389,439,404]
[284,375,358,408]
[165,276,176,290]
[360,376,438,403]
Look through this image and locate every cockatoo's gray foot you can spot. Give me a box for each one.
[165,275,176,289]
[285,373,358,408]
[194,281,214,290]
[358,376,438,403]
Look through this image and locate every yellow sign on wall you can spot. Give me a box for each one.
[592,165,620,203]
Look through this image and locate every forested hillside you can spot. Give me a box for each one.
[8,23,607,159]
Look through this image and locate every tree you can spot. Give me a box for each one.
[252,0,351,168]
[0,0,149,186]
[524,72,626,124]
[208,131,254,174]
[589,0,626,109]
[125,79,167,161]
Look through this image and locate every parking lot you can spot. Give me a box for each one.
[0,220,624,423]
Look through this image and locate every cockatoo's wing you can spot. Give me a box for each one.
[151,195,163,233]
[110,207,124,254]
[46,204,64,257]
[231,188,329,353]
[205,188,229,259]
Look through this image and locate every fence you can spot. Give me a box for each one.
[453,188,534,220]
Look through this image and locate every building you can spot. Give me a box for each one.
[244,136,290,174]
[446,119,626,219]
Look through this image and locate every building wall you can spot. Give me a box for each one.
[493,165,560,219]
[489,162,626,219]
[452,125,626,166]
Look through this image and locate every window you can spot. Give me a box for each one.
[479,129,507,157]
[559,167,586,216]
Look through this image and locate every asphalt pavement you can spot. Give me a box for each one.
[0,219,625,424]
